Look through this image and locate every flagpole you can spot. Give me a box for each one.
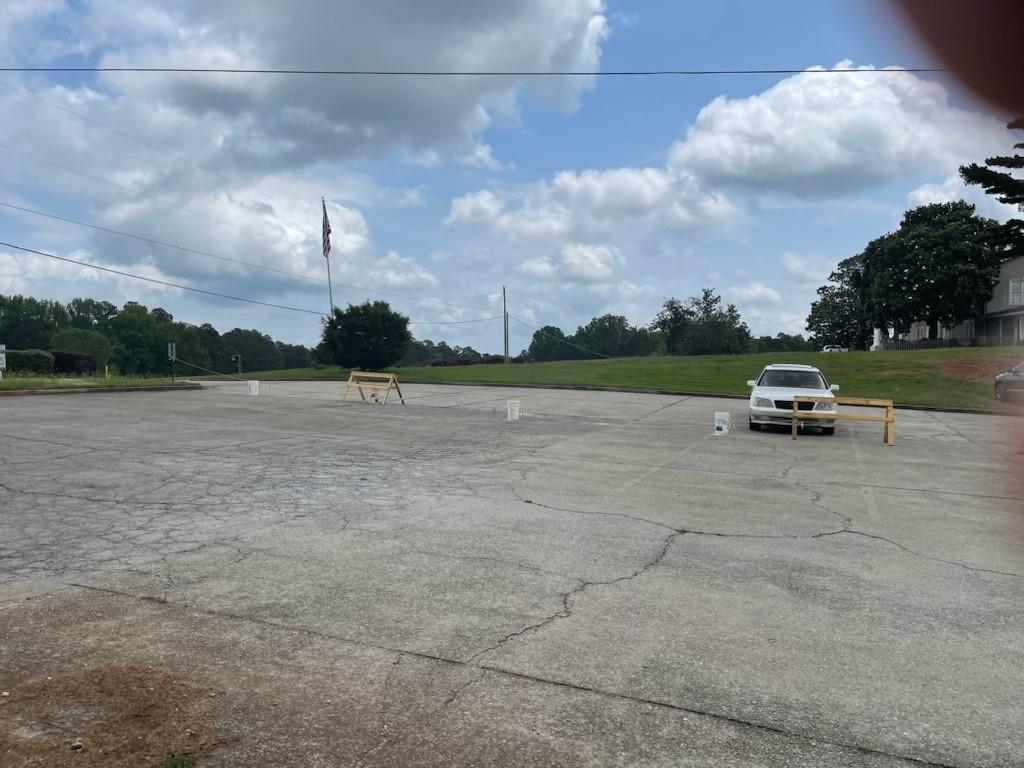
[326,251,335,314]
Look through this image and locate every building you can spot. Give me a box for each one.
[898,255,1024,345]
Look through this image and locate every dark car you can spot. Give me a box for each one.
[994,361,1024,401]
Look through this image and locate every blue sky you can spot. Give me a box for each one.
[0,1,1015,353]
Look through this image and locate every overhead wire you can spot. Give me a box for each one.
[0,141,258,233]
[508,313,610,359]
[0,66,947,76]
[0,240,325,316]
[0,239,506,329]
[0,199,496,314]
[1,79,499,314]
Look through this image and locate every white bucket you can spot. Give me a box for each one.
[247,380,260,396]
[714,411,731,435]
[507,400,521,421]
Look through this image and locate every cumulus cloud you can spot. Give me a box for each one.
[84,0,608,170]
[669,61,1008,197]
[460,143,513,171]
[447,166,739,243]
[907,174,1019,220]
[782,253,835,285]
[723,282,783,305]
[520,243,624,283]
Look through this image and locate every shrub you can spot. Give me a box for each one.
[52,349,98,375]
[50,327,113,368]
[6,349,54,374]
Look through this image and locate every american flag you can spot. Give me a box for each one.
[322,198,332,259]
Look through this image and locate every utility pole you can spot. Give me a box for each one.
[503,285,510,364]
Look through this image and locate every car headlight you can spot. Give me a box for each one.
[753,397,773,408]
[814,401,836,411]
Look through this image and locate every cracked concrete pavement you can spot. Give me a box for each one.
[2,381,1023,767]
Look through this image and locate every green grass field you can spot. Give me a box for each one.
[0,375,189,392]
[244,346,1024,412]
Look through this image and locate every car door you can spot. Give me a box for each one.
[1011,363,1024,392]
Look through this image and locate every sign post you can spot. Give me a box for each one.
[167,342,177,383]
[0,343,6,381]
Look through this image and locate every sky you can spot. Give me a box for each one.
[0,0,1017,354]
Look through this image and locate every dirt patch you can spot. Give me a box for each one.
[0,665,226,768]
[931,355,1020,383]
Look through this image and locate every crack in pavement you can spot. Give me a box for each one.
[63,582,964,768]
[812,529,1023,579]
[465,530,686,664]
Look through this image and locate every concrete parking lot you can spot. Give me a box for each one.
[2,382,1023,767]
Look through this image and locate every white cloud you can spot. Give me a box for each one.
[519,242,624,283]
[907,174,1019,220]
[79,0,608,169]
[782,253,835,285]
[460,143,513,171]
[447,166,739,243]
[669,61,1008,197]
[723,282,783,305]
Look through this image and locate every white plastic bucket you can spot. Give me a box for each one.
[714,411,731,435]
[507,400,521,421]
[247,380,260,396]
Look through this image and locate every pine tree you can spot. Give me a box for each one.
[960,118,1024,251]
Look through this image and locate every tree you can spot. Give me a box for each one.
[961,118,1024,252]
[651,298,694,355]
[527,325,577,362]
[652,290,751,355]
[572,314,657,358]
[50,327,114,369]
[751,333,816,353]
[222,328,284,372]
[805,255,874,349]
[66,298,117,331]
[276,341,313,369]
[316,301,411,370]
[860,202,1004,338]
[0,295,69,348]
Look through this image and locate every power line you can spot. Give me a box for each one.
[0,239,503,328]
[508,313,610,359]
[0,79,322,235]
[0,66,947,76]
[0,240,326,316]
[409,316,503,325]
[0,199,494,312]
[0,199,325,284]
[0,141,252,233]
[0,80,232,185]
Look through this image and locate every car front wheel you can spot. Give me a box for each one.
[749,420,761,431]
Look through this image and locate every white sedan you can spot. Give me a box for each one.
[747,363,839,434]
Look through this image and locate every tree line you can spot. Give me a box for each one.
[806,119,1023,349]
[0,295,313,375]
[523,288,813,362]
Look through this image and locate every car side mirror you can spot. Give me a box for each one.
[746,380,756,388]
[830,384,840,392]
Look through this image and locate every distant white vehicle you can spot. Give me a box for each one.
[821,345,848,352]
[747,363,839,434]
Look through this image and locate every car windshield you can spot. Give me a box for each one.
[759,370,827,389]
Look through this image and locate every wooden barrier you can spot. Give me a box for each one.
[341,371,405,405]
[791,396,894,445]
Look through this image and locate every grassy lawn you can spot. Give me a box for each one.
[0,375,190,391]
[244,346,1024,411]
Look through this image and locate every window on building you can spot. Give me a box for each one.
[1010,278,1023,306]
